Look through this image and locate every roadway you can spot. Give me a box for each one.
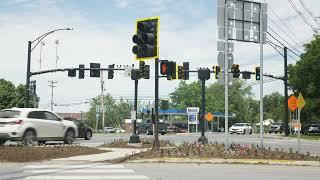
[77,132,320,155]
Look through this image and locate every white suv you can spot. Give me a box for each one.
[0,108,78,145]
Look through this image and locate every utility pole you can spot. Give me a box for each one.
[48,80,58,111]
[284,47,289,136]
[100,70,105,131]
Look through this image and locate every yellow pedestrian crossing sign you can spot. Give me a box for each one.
[298,93,305,110]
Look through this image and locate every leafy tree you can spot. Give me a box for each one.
[86,94,132,129]
[288,35,320,124]
[0,79,16,109]
[263,92,284,121]
[170,79,259,124]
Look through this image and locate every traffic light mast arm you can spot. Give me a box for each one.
[30,67,126,76]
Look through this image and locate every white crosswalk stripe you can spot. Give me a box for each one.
[21,163,149,180]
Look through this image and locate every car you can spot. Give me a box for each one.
[114,128,125,133]
[103,127,116,133]
[137,122,167,135]
[167,126,188,133]
[269,122,284,134]
[63,117,93,140]
[229,123,252,134]
[308,124,320,133]
[0,108,78,146]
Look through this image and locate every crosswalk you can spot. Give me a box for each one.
[19,163,149,180]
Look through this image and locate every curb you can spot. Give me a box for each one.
[127,158,320,167]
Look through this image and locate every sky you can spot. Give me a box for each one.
[0,0,319,113]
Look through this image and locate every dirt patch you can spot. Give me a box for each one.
[99,138,175,149]
[0,145,107,162]
[129,142,320,161]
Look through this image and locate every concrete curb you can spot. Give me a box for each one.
[127,158,320,167]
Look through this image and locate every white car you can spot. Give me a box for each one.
[114,128,125,133]
[0,108,78,145]
[103,127,116,133]
[229,123,252,134]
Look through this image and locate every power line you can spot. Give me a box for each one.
[298,0,320,28]
[267,31,301,58]
[287,0,319,33]
[267,26,303,54]
[263,0,305,45]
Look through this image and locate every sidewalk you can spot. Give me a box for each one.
[51,148,146,163]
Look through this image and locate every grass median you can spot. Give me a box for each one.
[99,138,174,149]
[0,145,107,162]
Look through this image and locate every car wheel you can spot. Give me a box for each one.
[269,131,272,134]
[280,131,282,134]
[23,130,36,146]
[249,130,252,134]
[84,131,92,140]
[64,129,75,144]
[243,129,246,135]
[275,131,278,134]
[0,140,6,146]
[161,132,165,135]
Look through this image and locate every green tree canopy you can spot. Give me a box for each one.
[0,79,16,109]
[288,35,320,123]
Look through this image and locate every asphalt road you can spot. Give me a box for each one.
[125,163,320,180]
[76,132,320,155]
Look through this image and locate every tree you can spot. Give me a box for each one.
[0,79,16,109]
[170,79,259,124]
[263,92,284,121]
[86,94,132,130]
[288,35,320,124]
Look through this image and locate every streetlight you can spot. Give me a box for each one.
[25,28,74,108]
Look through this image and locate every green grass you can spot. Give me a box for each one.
[289,134,320,140]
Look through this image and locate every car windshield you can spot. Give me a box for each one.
[311,124,320,127]
[272,123,282,125]
[233,123,244,127]
[0,110,20,118]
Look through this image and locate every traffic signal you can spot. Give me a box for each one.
[139,61,145,76]
[132,17,159,60]
[68,68,76,77]
[144,65,150,79]
[178,65,183,79]
[79,64,85,79]
[231,64,240,78]
[183,62,189,80]
[255,67,260,80]
[215,66,220,79]
[131,69,140,80]
[167,61,176,80]
[90,63,100,77]
[108,64,115,79]
[198,68,210,80]
[160,60,168,75]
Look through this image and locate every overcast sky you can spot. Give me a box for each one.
[0,0,319,113]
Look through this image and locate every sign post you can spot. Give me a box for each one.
[297,93,305,153]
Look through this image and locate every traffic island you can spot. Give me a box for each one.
[0,145,107,162]
[125,142,320,166]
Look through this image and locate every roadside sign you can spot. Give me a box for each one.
[217,52,234,70]
[298,93,305,110]
[288,95,298,112]
[293,122,301,130]
[205,112,214,122]
[186,107,199,114]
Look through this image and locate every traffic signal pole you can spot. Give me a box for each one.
[153,58,160,150]
[198,79,208,144]
[284,47,289,136]
[129,78,141,143]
